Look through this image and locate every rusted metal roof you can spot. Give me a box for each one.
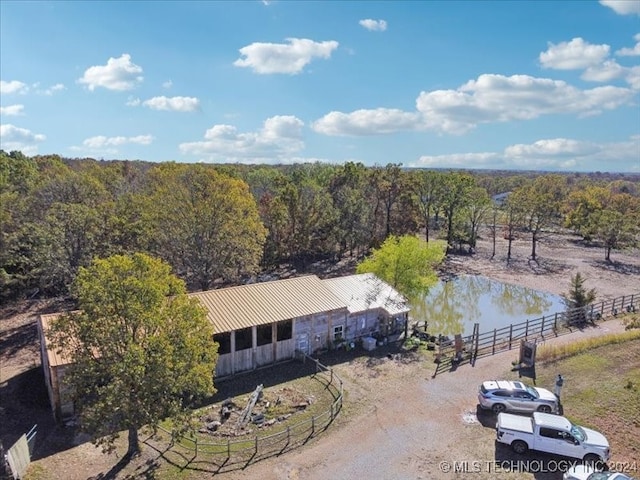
[322,273,410,316]
[191,275,348,334]
[39,313,74,368]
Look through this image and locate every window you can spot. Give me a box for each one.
[277,319,292,341]
[257,324,272,346]
[333,325,344,341]
[493,391,511,397]
[214,332,231,355]
[539,428,561,439]
[235,327,252,351]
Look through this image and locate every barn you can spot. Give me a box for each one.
[38,273,409,421]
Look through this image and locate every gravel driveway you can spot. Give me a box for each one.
[219,318,629,480]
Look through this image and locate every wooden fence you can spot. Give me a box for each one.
[144,354,343,473]
[433,293,638,376]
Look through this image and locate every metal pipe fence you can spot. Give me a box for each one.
[145,354,343,473]
[433,293,638,374]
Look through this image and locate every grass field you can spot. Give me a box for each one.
[535,335,640,465]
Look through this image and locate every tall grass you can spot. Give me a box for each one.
[537,329,640,364]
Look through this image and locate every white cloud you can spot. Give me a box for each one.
[234,38,339,74]
[0,124,46,154]
[418,75,633,130]
[0,105,25,116]
[162,80,173,89]
[314,74,635,136]
[81,134,154,149]
[581,60,626,82]
[126,97,141,107]
[410,136,640,172]
[600,0,640,16]
[626,65,640,89]
[38,83,65,95]
[0,80,28,95]
[359,19,387,31]
[179,115,305,163]
[616,33,640,56]
[78,54,144,91]
[312,108,420,136]
[539,38,610,70]
[141,96,200,112]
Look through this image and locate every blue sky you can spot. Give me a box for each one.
[1,0,639,172]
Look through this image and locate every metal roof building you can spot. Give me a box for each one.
[191,275,348,334]
[323,273,409,316]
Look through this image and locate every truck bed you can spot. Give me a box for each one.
[496,413,534,434]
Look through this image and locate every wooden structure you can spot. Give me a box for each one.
[37,273,408,420]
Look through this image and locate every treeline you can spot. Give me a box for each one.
[1,150,639,300]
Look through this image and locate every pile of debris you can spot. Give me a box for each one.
[198,384,316,437]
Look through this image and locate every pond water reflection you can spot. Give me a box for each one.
[410,275,566,337]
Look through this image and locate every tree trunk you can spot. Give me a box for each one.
[126,427,140,458]
[507,238,513,262]
[605,246,611,262]
[531,232,537,260]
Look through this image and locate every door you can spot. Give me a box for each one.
[296,333,309,355]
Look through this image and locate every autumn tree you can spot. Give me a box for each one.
[589,193,640,262]
[48,253,217,458]
[147,164,266,290]
[439,173,476,253]
[510,175,566,260]
[411,170,445,243]
[329,162,375,257]
[356,235,446,299]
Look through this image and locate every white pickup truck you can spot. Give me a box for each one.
[496,412,610,464]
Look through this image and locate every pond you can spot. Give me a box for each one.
[410,275,566,337]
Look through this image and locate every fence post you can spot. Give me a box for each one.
[311,416,316,435]
[287,426,290,445]
[492,329,497,355]
[195,436,198,456]
[508,324,513,350]
[600,301,605,317]
[330,369,333,384]
[525,319,529,339]
[540,316,545,338]
[473,323,479,364]
[255,436,259,456]
[227,438,231,459]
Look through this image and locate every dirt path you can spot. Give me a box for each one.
[219,319,629,480]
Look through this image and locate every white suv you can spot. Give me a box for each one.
[478,380,558,414]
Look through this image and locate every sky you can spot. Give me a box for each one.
[1,1,639,172]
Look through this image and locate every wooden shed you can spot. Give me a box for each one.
[191,275,349,377]
[37,313,75,421]
[37,273,409,420]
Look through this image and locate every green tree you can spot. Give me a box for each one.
[329,162,374,257]
[148,164,267,290]
[595,192,640,262]
[356,235,446,299]
[48,253,217,458]
[562,272,597,324]
[411,170,445,243]
[511,175,566,260]
[439,173,476,253]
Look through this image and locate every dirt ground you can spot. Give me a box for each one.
[1,230,639,480]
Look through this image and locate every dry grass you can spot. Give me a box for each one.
[536,329,640,364]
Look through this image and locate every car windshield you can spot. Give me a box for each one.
[525,386,539,398]
[570,424,586,442]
